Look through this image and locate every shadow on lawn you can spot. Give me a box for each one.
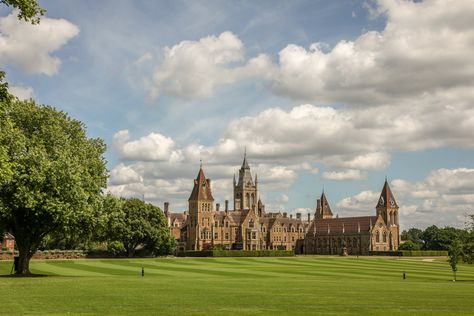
[0,273,51,278]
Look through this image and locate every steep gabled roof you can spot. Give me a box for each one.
[308,216,378,235]
[188,167,214,201]
[376,179,398,208]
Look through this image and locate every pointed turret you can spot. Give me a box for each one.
[376,179,398,208]
[241,148,250,169]
[234,150,258,210]
[315,191,333,219]
[188,167,214,201]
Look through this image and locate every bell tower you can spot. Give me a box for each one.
[233,150,258,210]
[375,178,400,250]
[187,165,214,250]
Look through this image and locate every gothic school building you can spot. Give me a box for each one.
[165,155,400,255]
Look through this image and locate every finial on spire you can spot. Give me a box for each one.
[200,159,202,168]
[385,175,388,182]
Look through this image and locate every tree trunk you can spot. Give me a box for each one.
[16,245,33,275]
[127,246,135,258]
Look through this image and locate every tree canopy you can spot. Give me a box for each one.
[1,0,45,24]
[101,195,175,257]
[0,99,107,274]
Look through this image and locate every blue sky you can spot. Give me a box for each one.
[2,0,474,229]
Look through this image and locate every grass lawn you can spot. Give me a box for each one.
[0,256,473,315]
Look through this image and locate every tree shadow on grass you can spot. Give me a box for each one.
[0,273,51,278]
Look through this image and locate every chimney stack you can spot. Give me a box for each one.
[307,213,311,222]
[164,202,169,215]
[296,213,301,220]
[225,200,229,211]
[283,212,287,218]
[216,203,220,211]
[290,214,293,219]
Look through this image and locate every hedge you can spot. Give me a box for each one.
[370,250,448,257]
[177,250,295,257]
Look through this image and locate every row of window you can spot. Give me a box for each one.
[310,238,360,248]
[375,230,388,243]
[273,226,304,233]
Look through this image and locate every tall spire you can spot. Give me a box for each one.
[376,178,398,208]
[241,148,249,169]
[188,166,214,202]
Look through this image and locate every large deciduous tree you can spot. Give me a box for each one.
[0,99,107,275]
[102,195,175,257]
[1,0,46,24]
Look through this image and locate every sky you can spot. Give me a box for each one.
[1,0,474,230]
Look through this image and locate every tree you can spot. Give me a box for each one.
[448,239,463,281]
[401,228,423,249]
[1,0,46,24]
[0,99,107,275]
[463,214,474,264]
[399,240,420,251]
[102,195,175,257]
[421,225,468,251]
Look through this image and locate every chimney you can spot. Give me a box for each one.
[216,203,220,212]
[283,212,287,218]
[290,214,293,219]
[296,213,301,220]
[164,202,169,215]
[307,213,311,222]
[225,200,229,211]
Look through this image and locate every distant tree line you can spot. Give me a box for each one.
[38,195,176,257]
[401,216,474,280]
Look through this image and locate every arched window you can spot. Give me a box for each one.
[250,193,255,208]
[383,232,387,242]
[246,193,250,208]
[375,231,380,242]
[249,219,254,228]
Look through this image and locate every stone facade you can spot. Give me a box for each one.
[166,155,311,252]
[303,180,400,255]
[166,155,400,255]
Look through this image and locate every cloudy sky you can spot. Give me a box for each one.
[2,0,474,229]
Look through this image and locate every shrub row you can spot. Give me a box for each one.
[177,250,295,257]
[369,250,448,256]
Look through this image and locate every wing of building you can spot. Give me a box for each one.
[164,154,400,255]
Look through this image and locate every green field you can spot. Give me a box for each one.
[1,256,474,315]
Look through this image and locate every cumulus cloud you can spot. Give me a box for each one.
[108,163,143,186]
[9,84,34,100]
[112,130,182,162]
[267,0,474,105]
[0,11,79,75]
[337,168,474,228]
[146,31,272,100]
[323,169,366,181]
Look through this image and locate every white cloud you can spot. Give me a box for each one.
[146,31,272,100]
[9,85,34,100]
[0,11,79,75]
[336,190,379,213]
[266,0,474,105]
[108,163,143,186]
[112,129,182,162]
[323,169,366,181]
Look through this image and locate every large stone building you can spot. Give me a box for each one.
[166,154,400,254]
[303,180,400,255]
[166,154,310,252]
